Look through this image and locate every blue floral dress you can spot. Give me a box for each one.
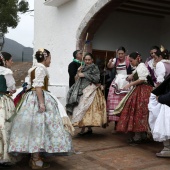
[8,63,74,155]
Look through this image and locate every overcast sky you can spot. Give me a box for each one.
[5,0,34,47]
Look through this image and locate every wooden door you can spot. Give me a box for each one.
[92,49,116,67]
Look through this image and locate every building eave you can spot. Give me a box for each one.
[44,0,72,7]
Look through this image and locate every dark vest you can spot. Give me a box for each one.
[0,75,7,96]
[133,72,154,87]
[152,74,170,96]
[31,68,48,91]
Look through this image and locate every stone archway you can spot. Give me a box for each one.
[76,0,125,52]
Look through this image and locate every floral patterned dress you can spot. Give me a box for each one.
[0,66,16,163]
[8,63,74,155]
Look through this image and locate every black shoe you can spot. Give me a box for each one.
[140,138,151,143]
[84,130,93,135]
[78,132,85,136]
[127,137,141,145]
[0,163,14,169]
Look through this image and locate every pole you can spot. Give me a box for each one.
[22,51,24,62]
[103,51,107,97]
[81,32,89,66]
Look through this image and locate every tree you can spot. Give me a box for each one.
[0,0,29,35]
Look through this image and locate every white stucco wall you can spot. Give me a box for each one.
[34,0,100,105]
[93,11,164,59]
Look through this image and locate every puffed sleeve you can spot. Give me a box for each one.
[136,63,149,81]
[4,74,16,91]
[155,62,165,83]
[32,67,46,88]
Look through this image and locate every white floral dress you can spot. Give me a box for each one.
[0,66,16,163]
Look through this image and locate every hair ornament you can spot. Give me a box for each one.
[38,48,44,53]
[160,45,165,52]
[0,53,5,65]
[38,48,45,58]
[43,51,47,58]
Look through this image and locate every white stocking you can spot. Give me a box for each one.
[32,153,43,167]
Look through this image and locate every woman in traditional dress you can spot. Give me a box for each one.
[8,49,74,169]
[145,46,159,84]
[0,52,16,168]
[148,48,170,157]
[114,52,153,143]
[107,47,132,131]
[153,48,170,87]
[66,53,107,135]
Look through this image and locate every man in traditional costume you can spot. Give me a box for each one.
[68,50,83,88]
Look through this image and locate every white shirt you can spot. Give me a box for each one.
[133,63,149,81]
[0,66,16,91]
[155,60,170,83]
[27,63,49,88]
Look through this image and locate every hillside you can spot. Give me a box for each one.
[2,38,33,61]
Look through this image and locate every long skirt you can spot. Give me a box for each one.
[8,90,73,154]
[107,79,127,122]
[116,84,153,132]
[72,85,107,127]
[149,93,170,142]
[0,95,15,163]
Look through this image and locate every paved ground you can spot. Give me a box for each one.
[12,124,170,170]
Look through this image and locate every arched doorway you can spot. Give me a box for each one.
[76,0,125,63]
[76,0,170,64]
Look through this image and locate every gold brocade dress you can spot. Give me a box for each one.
[72,84,107,128]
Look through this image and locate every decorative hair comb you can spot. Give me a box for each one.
[38,48,44,52]
[160,45,165,52]
[38,48,47,59]
[0,53,4,60]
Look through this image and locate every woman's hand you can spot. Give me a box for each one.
[123,84,131,90]
[156,96,159,101]
[10,90,16,94]
[100,85,105,91]
[39,103,45,113]
[77,66,83,73]
[108,58,113,63]
[78,73,84,77]
[126,74,133,81]
[95,83,101,87]
[107,58,114,68]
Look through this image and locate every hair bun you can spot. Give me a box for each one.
[35,48,50,63]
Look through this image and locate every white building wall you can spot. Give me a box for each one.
[93,11,163,59]
[34,0,99,105]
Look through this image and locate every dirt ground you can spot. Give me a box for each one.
[12,62,32,87]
